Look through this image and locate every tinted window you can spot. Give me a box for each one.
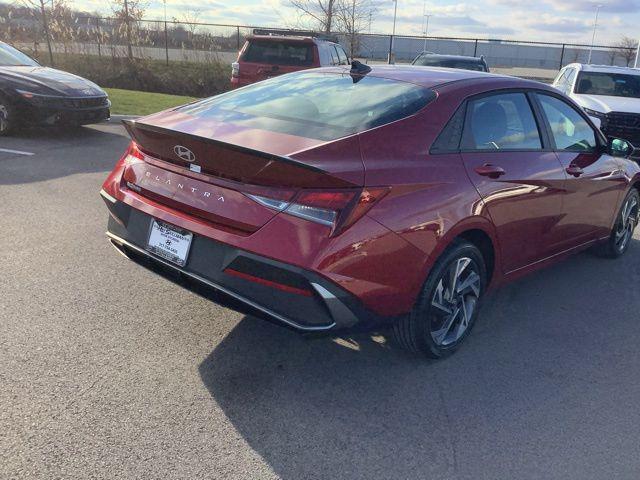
[0,43,38,66]
[318,44,331,66]
[337,46,349,65]
[575,72,640,98]
[329,46,339,65]
[414,56,486,72]
[554,69,568,86]
[462,93,542,150]
[179,72,435,141]
[538,94,597,151]
[242,40,313,66]
[555,68,574,93]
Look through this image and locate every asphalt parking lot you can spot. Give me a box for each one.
[2,121,640,480]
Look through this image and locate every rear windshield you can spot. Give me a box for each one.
[413,56,486,72]
[575,72,640,98]
[178,72,435,141]
[242,40,314,66]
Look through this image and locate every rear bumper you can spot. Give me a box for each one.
[102,191,394,333]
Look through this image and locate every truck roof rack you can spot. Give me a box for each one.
[252,28,338,43]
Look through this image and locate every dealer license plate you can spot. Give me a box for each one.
[146,220,193,267]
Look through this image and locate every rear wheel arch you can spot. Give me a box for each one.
[425,219,499,287]
[455,228,496,285]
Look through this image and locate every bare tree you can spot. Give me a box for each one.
[180,8,202,38]
[336,0,377,57]
[20,0,70,65]
[614,36,638,67]
[606,47,617,66]
[111,0,146,60]
[289,0,338,33]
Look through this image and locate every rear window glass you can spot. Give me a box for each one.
[179,72,435,141]
[242,40,314,66]
[414,56,486,72]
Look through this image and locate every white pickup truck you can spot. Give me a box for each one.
[553,63,640,146]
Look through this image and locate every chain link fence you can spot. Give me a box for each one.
[2,13,637,83]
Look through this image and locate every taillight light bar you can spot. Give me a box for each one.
[122,141,145,164]
[247,187,389,236]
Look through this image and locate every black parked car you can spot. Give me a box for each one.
[412,52,490,72]
[0,42,110,136]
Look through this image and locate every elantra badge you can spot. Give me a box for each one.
[174,145,195,163]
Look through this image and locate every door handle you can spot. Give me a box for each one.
[566,165,584,177]
[475,164,506,178]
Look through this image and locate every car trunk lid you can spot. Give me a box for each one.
[121,115,363,234]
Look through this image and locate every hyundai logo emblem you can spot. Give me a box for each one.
[174,145,195,163]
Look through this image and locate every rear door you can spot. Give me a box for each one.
[238,39,316,83]
[534,92,626,244]
[460,91,568,273]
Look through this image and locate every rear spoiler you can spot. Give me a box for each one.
[121,120,356,188]
[122,120,324,173]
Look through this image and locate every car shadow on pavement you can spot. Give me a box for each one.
[198,242,640,479]
[0,123,129,185]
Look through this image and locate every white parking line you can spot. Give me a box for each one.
[0,148,35,156]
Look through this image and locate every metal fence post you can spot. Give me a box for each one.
[123,0,134,60]
[38,0,54,66]
[473,39,478,56]
[237,26,241,50]
[96,17,101,57]
[164,20,169,65]
[559,43,565,69]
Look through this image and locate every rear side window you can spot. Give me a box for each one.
[337,46,349,65]
[553,69,568,87]
[329,46,339,65]
[242,40,313,66]
[179,72,435,141]
[462,93,542,150]
[565,68,577,90]
[537,94,597,152]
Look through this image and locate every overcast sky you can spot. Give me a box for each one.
[72,0,640,45]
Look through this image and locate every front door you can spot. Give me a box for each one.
[460,92,568,273]
[535,93,626,245]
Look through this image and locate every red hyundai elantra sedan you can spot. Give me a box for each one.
[101,64,640,358]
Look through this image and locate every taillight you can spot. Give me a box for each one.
[247,187,389,235]
[231,62,240,78]
[121,141,145,164]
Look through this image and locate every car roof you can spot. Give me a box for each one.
[417,53,485,62]
[312,64,513,88]
[565,63,640,75]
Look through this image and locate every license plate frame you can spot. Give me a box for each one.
[145,219,193,267]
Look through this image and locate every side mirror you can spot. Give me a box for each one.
[609,138,639,158]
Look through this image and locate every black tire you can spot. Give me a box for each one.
[0,95,16,136]
[393,240,487,358]
[594,188,639,258]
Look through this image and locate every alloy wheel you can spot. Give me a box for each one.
[614,194,639,252]
[429,257,481,346]
[0,104,8,133]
